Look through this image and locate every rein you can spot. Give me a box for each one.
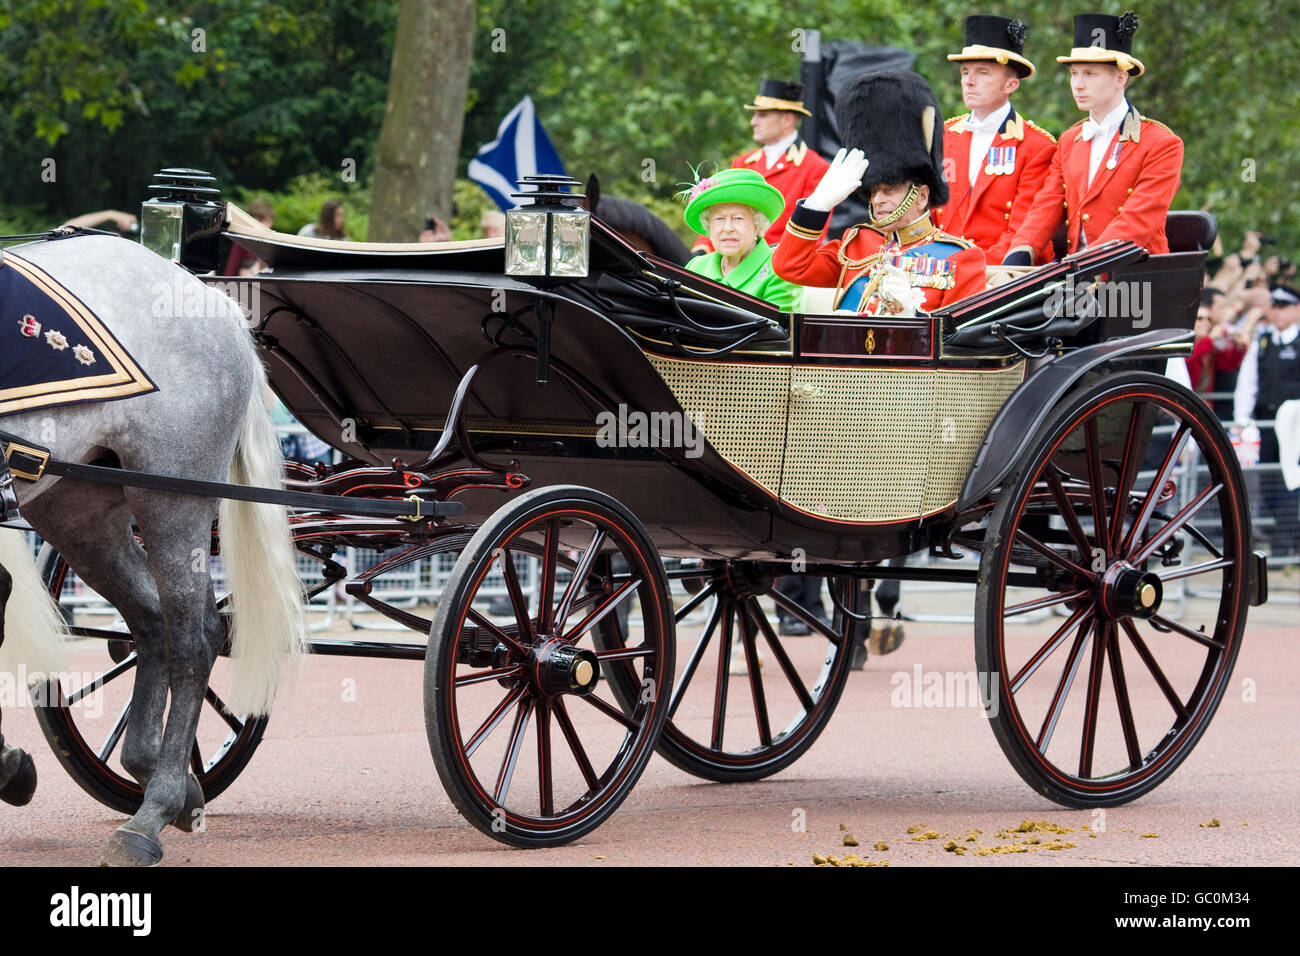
[0,432,462,521]
[0,227,117,242]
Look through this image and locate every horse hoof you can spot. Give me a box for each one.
[170,774,206,832]
[0,751,37,807]
[99,828,163,867]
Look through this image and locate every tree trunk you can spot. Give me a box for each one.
[369,0,476,242]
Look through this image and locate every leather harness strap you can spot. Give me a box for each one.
[0,431,462,521]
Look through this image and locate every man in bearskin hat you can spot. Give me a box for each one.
[1003,11,1183,265]
[695,79,831,254]
[773,70,986,315]
[936,15,1058,264]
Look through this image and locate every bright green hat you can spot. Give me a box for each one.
[682,168,786,236]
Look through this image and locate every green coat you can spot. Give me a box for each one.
[686,240,800,312]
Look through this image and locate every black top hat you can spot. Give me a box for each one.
[835,70,949,207]
[1057,11,1145,75]
[743,78,811,117]
[947,15,1035,78]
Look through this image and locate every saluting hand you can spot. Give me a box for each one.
[805,148,869,212]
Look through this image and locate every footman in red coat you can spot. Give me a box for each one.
[935,15,1057,264]
[1003,11,1184,265]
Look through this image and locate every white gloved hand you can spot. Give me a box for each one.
[876,265,926,316]
[804,148,870,212]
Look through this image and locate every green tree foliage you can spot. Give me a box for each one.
[0,0,395,225]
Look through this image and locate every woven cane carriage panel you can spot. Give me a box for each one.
[783,367,936,521]
[923,362,1027,513]
[646,355,789,496]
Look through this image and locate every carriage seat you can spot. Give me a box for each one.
[223,202,504,270]
[1050,210,1218,258]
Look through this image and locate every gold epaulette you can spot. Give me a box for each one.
[944,112,970,127]
[934,231,976,249]
[1141,117,1178,137]
[1023,118,1058,144]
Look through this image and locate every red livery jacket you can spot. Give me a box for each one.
[774,202,986,314]
[933,104,1057,264]
[1009,103,1183,261]
[693,138,831,252]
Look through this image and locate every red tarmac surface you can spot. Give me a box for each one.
[2,590,1296,867]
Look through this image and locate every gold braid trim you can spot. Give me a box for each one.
[785,219,823,240]
[836,221,944,270]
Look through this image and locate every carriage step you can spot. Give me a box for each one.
[1249,550,1268,607]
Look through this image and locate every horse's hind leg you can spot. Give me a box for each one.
[101,494,224,866]
[20,484,173,795]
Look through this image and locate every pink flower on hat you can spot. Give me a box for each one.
[688,177,718,202]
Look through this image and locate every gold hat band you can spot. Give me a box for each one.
[744,95,812,117]
[947,44,1036,77]
[1056,47,1145,76]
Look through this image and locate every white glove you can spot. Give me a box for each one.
[876,265,926,316]
[805,148,869,212]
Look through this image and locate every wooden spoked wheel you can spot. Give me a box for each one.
[598,563,860,783]
[424,486,674,847]
[976,371,1252,807]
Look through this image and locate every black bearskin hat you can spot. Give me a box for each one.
[834,70,948,206]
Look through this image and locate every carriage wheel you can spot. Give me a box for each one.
[425,485,674,847]
[975,371,1251,807]
[32,546,269,815]
[597,564,860,782]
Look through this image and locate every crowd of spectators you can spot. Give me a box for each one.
[1190,230,1295,414]
[1189,230,1300,557]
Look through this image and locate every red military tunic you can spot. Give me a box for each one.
[1009,104,1183,261]
[693,138,831,253]
[774,202,986,314]
[933,105,1057,264]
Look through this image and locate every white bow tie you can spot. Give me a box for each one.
[1080,118,1115,142]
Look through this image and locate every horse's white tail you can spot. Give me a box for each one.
[220,364,308,716]
[0,529,67,682]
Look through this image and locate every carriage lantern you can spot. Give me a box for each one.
[140,168,225,274]
[504,175,589,385]
[504,175,589,279]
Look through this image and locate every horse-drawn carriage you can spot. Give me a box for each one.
[2,168,1267,859]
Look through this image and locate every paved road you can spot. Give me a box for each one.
[2,588,1296,867]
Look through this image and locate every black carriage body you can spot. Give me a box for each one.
[214,207,1199,564]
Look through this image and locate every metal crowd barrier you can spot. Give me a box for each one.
[25,413,1297,634]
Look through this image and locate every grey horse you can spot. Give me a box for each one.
[0,234,305,865]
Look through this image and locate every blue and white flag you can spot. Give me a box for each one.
[468,95,567,211]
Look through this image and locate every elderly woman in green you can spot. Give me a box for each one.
[682,169,801,311]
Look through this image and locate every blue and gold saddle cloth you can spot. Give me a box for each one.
[1,248,156,416]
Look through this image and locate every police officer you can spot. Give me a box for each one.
[1234,285,1300,555]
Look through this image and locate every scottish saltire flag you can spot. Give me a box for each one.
[468,95,567,211]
